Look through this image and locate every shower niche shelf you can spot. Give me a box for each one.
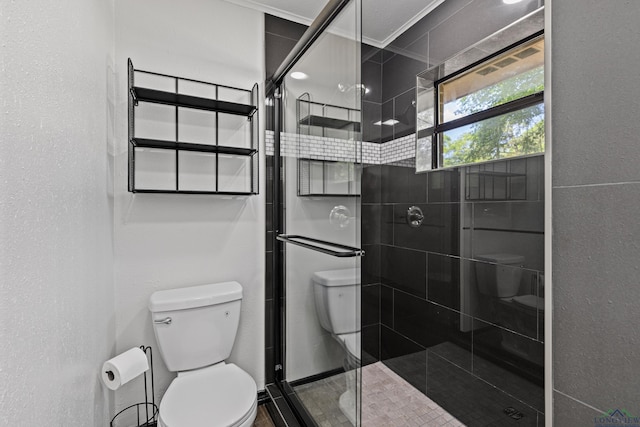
[128,59,259,195]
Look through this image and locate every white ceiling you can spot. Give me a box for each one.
[223,0,446,48]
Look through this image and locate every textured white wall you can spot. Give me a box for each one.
[112,0,265,411]
[0,0,116,425]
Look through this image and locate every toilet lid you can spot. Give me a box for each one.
[338,332,361,358]
[512,295,544,311]
[160,363,257,427]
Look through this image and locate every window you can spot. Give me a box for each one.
[417,34,544,171]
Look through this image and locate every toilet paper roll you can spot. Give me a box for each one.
[101,347,149,391]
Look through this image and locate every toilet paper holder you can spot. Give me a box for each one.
[109,346,159,427]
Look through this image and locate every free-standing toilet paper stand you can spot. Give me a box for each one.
[109,346,159,427]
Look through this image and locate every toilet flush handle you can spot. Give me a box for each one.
[154,317,172,325]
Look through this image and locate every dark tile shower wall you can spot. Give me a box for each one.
[360,1,546,424]
[362,157,546,426]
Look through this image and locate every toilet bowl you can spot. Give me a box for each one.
[149,282,258,427]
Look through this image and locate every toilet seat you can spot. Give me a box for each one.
[158,362,257,427]
[512,295,544,312]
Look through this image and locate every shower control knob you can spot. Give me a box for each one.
[407,206,424,228]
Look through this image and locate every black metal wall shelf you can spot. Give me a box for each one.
[131,87,257,117]
[297,158,360,197]
[128,59,259,195]
[131,138,257,156]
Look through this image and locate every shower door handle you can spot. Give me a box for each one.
[276,234,364,258]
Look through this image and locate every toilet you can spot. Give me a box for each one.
[312,268,361,364]
[475,254,544,364]
[312,268,361,425]
[149,281,257,427]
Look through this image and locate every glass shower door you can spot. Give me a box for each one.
[276,1,362,424]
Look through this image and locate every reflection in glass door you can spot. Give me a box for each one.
[274,1,362,425]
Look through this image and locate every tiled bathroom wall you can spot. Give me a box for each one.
[360,0,546,425]
[361,156,545,425]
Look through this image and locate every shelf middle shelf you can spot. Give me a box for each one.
[132,86,257,116]
[132,138,258,156]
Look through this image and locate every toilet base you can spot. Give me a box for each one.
[339,389,357,426]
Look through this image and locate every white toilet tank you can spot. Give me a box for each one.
[312,268,361,335]
[475,254,525,298]
[149,281,242,372]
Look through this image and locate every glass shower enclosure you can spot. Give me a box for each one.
[269,0,363,425]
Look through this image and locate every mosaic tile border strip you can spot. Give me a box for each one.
[265,130,415,165]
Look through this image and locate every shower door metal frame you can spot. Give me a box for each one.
[266,0,359,425]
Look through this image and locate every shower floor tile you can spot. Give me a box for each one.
[361,362,465,427]
[295,362,464,427]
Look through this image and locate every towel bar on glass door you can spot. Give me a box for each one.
[276,234,364,258]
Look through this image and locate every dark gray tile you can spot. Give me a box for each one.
[380,324,425,361]
[465,258,542,340]
[362,59,382,103]
[383,350,427,394]
[553,391,603,427]
[362,43,382,63]
[362,243,380,285]
[473,319,544,384]
[427,253,460,310]
[381,53,428,102]
[362,100,381,143]
[362,283,380,326]
[472,327,544,412]
[362,203,381,245]
[428,169,460,203]
[472,229,544,272]
[393,89,416,140]
[380,245,427,298]
[265,351,275,384]
[427,352,538,427]
[266,230,273,252]
[394,293,472,364]
[553,183,640,410]
[393,203,460,255]
[361,164,381,203]
[381,164,427,203]
[380,285,393,328]
[428,0,539,66]
[265,33,298,79]
[362,324,380,365]
[265,299,274,349]
[380,99,394,142]
[265,251,273,298]
[265,14,307,40]
[380,204,394,245]
[393,291,430,347]
[552,0,640,186]
[472,201,544,233]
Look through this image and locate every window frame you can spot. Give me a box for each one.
[422,30,545,170]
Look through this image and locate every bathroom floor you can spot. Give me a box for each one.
[295,362,464,426]
[254,405,276,427]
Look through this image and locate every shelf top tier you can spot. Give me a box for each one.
[131,87,257,117]
[299,115,361,132]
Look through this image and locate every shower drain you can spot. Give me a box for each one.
[503,407,525,420]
